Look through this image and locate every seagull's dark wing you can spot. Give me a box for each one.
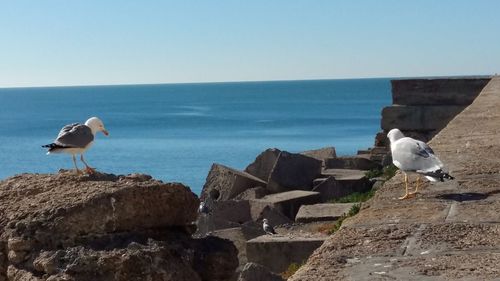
[412,140,435,158]
[55,123,94,148]
[264,224,276,234]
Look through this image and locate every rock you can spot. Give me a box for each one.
[234,186,268,200]
[391,78,490,106]
[245,148,282,182]
[201,164,267,201]
[324,156,381,170]
[0,172,238,281]
[238,262,284,281]
[267,151,322,193]
[300,147,337,162]
[255,191,321,220]
[295,203,356,223]
[246,235,326,273]
[381,105,466,131]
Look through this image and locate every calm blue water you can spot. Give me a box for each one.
[0,79,391,194]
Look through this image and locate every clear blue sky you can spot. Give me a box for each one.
[1,0,499,87]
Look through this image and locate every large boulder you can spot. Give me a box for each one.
[244,148,282,182]
[0,171,238,281]
[267,151,322,193]
[201,164,267,201]
[313,174,371,202]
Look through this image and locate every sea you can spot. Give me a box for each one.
[0,79,391,194]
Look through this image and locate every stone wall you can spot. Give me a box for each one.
[383,77,490,142]
[370,77,491,163]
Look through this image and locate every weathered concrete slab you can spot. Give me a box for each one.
[256,190,321,220]
[381,105,466,131]
[312,176,371,202]
[295,203,356,223]
[212,226,265,267]
[234,186,268,200]
[300,147,337,162]
[245,148,281,182]
[246,235,326,273]
[267,151,322,193]
[324,156,380,170]
[321,168,367,180]
[289,77,500,280]
[391,77,490,106]
[201,163,267,201]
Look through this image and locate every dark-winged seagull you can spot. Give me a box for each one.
[43,117,109,174]
[387,128,454,200]
[262,218,276,235]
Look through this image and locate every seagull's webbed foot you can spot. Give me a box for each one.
[75,169,83,175]
[409,177,421,195]
[85,166,96,174]
[398,193,415,200]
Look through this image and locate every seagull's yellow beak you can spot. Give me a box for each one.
[102,129,109,136]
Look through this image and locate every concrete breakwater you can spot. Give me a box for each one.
[290,77,500,280]
[195,76,492,279]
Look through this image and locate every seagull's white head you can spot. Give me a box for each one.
[387,128,404,143]
[263,218,268,224]
[85,117,109,136]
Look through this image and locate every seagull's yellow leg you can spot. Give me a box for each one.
[410,176,421,195]
[72,154,82,174]
[80,154,95,174]
[398,173,412,200]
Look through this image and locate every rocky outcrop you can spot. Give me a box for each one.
[0,171,238,281]
[244,148,282,182]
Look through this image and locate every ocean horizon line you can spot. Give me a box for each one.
[0,74,492,90]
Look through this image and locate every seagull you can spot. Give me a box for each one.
[198,201,210,215]
[262,218,276,235]
[387,128,454,200]
[42,117,109,174]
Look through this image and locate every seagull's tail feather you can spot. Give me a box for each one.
[419,169,454,182]
[42,143,66,153]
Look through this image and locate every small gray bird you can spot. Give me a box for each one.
[262,218,276,235]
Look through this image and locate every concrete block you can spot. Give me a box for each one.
[201,164,267,201]
[381,105,466,131]
[267,151,322,193]
[245,148,281,182]
[300,147,337,162]
[246,235,326,273]
[324,156,380,170]
[295,203,356,223]
[212,226,265,267]
[313,173,371,202]
[391,78,490,106]
[255,190,320,220]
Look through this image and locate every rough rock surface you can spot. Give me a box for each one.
[267,151,322,193]
[201,164,267,201]
[0,171,238,281]
[290,77,500,280]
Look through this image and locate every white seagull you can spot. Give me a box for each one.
[262,218,276,235]
[387,128,454,200]
[43,117,109,174]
